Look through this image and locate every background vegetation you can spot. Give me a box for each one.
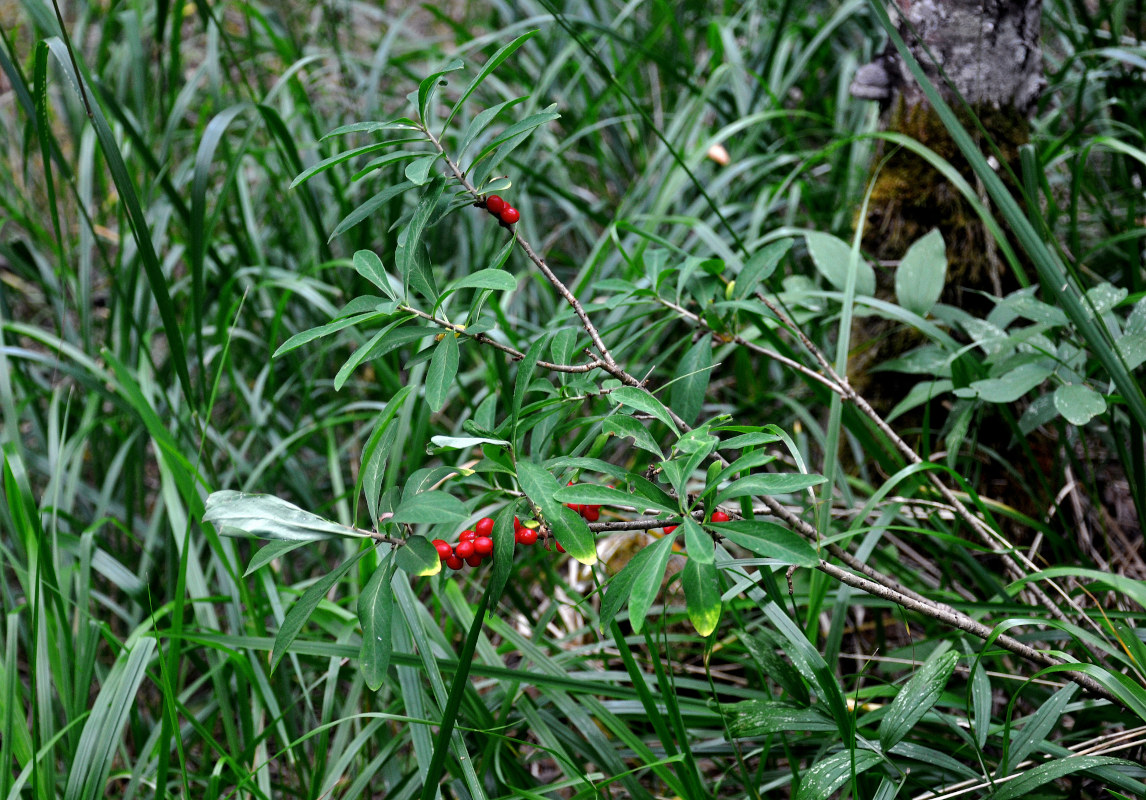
[2,0,1145,798]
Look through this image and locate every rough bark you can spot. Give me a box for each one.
[849,0,1044,385]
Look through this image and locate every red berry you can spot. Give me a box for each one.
[446,555,464,570]
[456,540,475,559]
[475,517,494,538]
[567,502,583,515]
[474,536,493,557]
[466,554,483,567]
[519,528,538,546]
[499,206,520,225]
[663,525,678,535]
[555,542,565,553]
[711,511,731,523]
[583,505,600,522]
[432,539,453,560]
[459,529,476,542]
[486,195,505,214]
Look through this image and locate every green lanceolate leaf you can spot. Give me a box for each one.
[724,700,836,736]
[993,756,1136,800]
[553,483,674,514]
[390,490,468,526]
[395,536,442,577]
[396,177,444,300]
[451,268,518,292]
[204,491,369,541]
[682,517,715,564]
[599,544,655,630]
[878,648,959,750]
[516,461,595,564]
[610,387,679,434]
[805,230,876,297]
[272,549,370,673]
[602,416,664,458]
[711,519,818,567]
[358,553,396,690]
[739,629,810,704]
[682,558,721,636]
[895,228,947,317]
[425,334,459,412]
[488,507,518,607]
[244,539,313,577]
[735,239,791,299]
[671,336,714,425]
[955,363,1052,403]
[794,750,883,800]
[714,472,826,504]
[354,249,396,299]
[628,532,678,633]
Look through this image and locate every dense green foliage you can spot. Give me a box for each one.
[2,1,1146,798]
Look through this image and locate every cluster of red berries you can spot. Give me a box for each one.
[565,482,601,522]
[663,510,729,535]
[483,194,519,226]
[435,515,566,571]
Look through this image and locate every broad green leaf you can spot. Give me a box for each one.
[734,239,791,298]
[273,311,385,358]
[353,249,396,299]
[739,629,810,704]
[895,228,947,316]
[395,536,442,577]
[955,363,1052,403]
[425,334,459,412]
[396,177,444,300]
[714,472,826,504]
[404,153,440,185]
[444,31,537,130]
[628,533,677,633]
[671,336,714,425]
[330,180,416,240]
[471,106,561,168]
[204,491,368,541]
[272,549,369,673]
[725,700,836,735]
[244,539,313,577]
[805,231,876,296]
[553,483,674,514]
[878,648,959,750]
[712,520,819,567]
[718,430,782,449]
[1116,331,1146,370]
[993,756,1133,800]
[599,544,656,629]
[390,491,468,525]
[794,750,882,800]
[451,268,518,292]
[1053,383,1106,425]
[358,553,396,690]
[488,507,518,607]
[602,416,664,458]
[682,559,721,635]
[971,659,991,750]
[611,387,679,434]
[548,505,597,566]
[516,461,596,564]
[360,386,411,528]
[682,517,714,564]
[322,117,419,139]
[1004,682,1078,773]
[416,58,464,121]
[333,323,435,391]
[457,96,527,162]
[513,334,551,427]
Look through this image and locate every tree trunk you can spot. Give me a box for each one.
[848,0,1044,384]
